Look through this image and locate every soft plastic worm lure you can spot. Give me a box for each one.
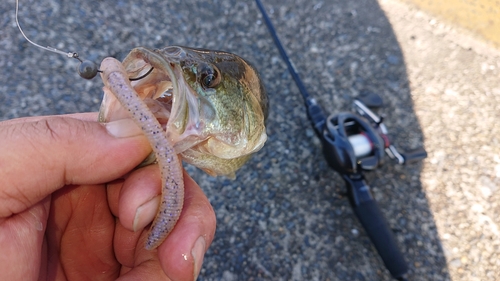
[100,57,184,250]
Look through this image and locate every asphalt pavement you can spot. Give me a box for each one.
[1,0,498,280]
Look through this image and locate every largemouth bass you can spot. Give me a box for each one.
[99,46,268,249]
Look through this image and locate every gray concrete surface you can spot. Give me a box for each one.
[0,0,497,280]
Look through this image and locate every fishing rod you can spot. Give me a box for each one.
[255,1,427,280]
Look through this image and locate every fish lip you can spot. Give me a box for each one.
[125,47,180,100]
[121,47,205,152]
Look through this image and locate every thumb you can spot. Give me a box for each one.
[0,115,150,218]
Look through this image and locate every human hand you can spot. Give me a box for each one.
[0,113,216,281]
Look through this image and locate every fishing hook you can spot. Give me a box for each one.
[129,67,155,81]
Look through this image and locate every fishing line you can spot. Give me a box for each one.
[15,0,99,79]
[15,1,161,82]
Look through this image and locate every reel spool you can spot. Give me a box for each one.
[322,112,385,175]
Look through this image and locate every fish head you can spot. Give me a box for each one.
[98,46,268,176]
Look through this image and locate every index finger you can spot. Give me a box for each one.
[0,112,99,126]
[0,116,150,218]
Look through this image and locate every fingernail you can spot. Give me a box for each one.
[192,236,206,280]
[105,119,143,138]
[133,195,160,232]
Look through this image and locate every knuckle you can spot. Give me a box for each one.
[191,198,217,230]
[0,186,32,217]
[31,117,96,145]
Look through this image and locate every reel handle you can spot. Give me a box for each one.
[402,147,427,164]
[344,176,409,279]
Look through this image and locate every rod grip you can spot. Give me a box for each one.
[353,200,408,278]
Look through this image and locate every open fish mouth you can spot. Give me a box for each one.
[99,46,268,177]
[99,46,209,153]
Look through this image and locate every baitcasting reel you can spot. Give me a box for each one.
[321,94,427,280]
[323,96,427,175]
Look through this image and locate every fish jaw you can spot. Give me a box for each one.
[98,47,210,153]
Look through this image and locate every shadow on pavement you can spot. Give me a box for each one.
[197,1,451,280]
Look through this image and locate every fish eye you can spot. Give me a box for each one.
[198,64,221,89]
